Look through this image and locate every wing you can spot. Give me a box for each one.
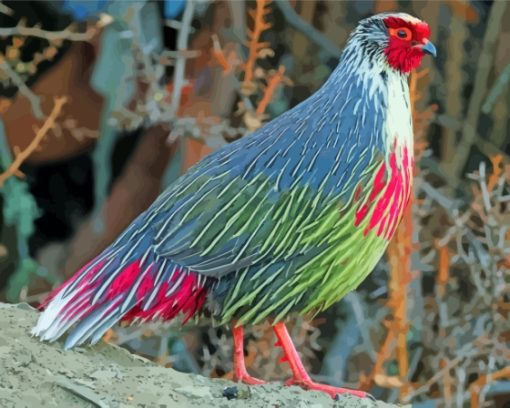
[148,75,386,279]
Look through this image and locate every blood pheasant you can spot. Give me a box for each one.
[34,12,435,398]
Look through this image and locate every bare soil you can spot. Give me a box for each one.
[0,303,403,408]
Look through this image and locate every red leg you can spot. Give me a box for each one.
[232,324,266,385]
[273,322,369,399]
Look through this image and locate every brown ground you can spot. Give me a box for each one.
[0,303,404,408]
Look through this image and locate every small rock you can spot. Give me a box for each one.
[223,386,238,400]
[15,303,35,311]
[223,384,251,400]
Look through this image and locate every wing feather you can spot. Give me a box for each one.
[148,73,386,280]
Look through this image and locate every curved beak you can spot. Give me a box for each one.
[421,40,436,57]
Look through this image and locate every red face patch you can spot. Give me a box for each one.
[383,17,431,73]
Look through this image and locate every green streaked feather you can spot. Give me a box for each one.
[152,145,392,325]
[214,160,390,324]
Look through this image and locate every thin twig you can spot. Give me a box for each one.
[474,136,510,165]
[0,24,95,42]
[274,0,341,58]
[482,62,510,114]
[345,292,376,361]
[227,0,247,44]
[0,96,67,187]
[161,49,201,60]
[0,59,43,119]
[404,342,479,401]
[0,3,13,16]
[256,65,286,114]
[243,0,272,87]
[450,0,508,178]
[470,365,510,408]
[169,0,195,118]
[211,34,232,73]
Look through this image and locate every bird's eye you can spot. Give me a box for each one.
[390,27,412,41]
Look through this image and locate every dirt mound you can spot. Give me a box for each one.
[0,303,402,407]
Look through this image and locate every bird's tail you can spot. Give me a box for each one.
[32,229,209,349]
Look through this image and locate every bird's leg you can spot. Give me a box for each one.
[232,324,266,385]
[273,322,369,399]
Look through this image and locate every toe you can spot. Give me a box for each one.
[237,374,266,385]
[366,392,377,401]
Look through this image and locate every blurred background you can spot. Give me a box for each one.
[0,0,509,406]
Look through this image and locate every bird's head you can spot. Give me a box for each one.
[350,12,436,74]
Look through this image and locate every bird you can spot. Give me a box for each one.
[33,12,436,399]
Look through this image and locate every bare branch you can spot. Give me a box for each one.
[482,62,510,114]
[0,58,43,119]
[0,96,67,187]
[0,24,95,42]
[0,3,13,16]
[256,65,286,114]
[274,0,341,58]
[450,1,508,178]
[169,0,195,118]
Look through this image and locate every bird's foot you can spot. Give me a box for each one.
[235,368,266,385]
[272,323,369,400]
[284,377,369,399]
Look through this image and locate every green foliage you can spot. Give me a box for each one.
[2,177,39,239]
[6,257,38,302]
[0,120,40,301]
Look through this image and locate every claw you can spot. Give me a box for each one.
[273,322,370,400]
[300,379,368,399]
[334,390,373,401]
[366,392,377,401]
[284,377,296,387]
[236,373,266,386]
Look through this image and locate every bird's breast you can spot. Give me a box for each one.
[384,72,414,152]
[353,146,413,240]
[352,72,414,241]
